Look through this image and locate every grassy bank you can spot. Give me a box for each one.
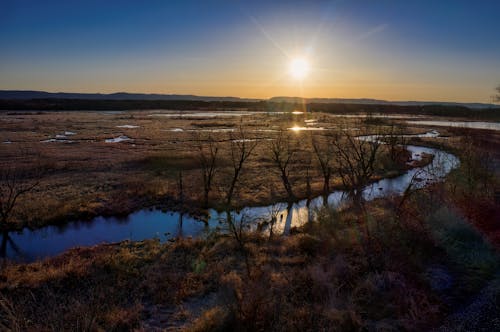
[1,173,498,331]
[1,110,499,330]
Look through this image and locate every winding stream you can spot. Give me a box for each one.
[3,131,459,262]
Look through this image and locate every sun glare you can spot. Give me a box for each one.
[289,125,303,132]
[289,58,310,80]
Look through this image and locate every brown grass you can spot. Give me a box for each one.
[1,110,421,229]
[1,110,500,331]
[1,175,499,330]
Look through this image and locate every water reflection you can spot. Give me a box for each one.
[176,213,184,239]
[1,231,24,260]
[4,140,458,262]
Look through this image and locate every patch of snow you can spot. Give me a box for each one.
[105,135,132,143]
[149,112,254,118]
[288,126,326,131]
[407,120,500,131]
[41,139,74,143]
[116,125,140,129]
[193,128,235,133]
[251,129,279,132]
[232,138,274,143]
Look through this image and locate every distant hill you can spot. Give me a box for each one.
[0,90,261,102]
[269,96,496,109]
[0,90,496,109]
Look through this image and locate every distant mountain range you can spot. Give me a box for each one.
[0,90,496,109]
[0,90,260,102]
[269,96,496,109]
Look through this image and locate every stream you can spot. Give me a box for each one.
[2,131,459,262]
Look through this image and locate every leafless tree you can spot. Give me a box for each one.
[224,211,254,276]
[1,165,40,232]
[331,129,381,209]
[384,124,408,163]
[456,132,494,195]
[329,129,381,271]
[495,84,500,102]
[311,133,335,196]
[265,201,286,240]
[268,129,296,202]
[196,134,219,208]
[224,125,258,207]
[1,155,43,259]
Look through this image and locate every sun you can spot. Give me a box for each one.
[289,57,310,80]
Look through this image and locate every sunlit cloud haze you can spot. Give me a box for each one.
[1,0,499,102]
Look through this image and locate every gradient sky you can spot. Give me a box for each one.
[1,0,499,102]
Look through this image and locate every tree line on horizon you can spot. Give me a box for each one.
[0,98,499,119]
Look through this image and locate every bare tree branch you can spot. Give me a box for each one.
[0,164,42,231]
[268,129,296,202]
[196,133,219,208]
[224,124,258,207]
[331,128,381,208]
[311,133,335,196]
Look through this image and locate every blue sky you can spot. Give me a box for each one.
[1,0,499,102]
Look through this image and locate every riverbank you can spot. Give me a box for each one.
[1,175,498,331]
[2,142,446,262]
[1,111,499,330]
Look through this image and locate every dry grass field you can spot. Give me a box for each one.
[0,109,444,230]
[1,109,500,331]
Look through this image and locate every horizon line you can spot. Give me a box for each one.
[1,89,497,106]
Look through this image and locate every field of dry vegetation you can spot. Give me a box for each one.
[1,109,499,331]
[0,110,430,229]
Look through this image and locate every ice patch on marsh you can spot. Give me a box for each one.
[232,138,274,143]
[105,135,132,143]
[160,128,184,132]
[416,129,440,138]
[328,113,424,119]
[55,134,67,139]
[116,125,140,128]
[407,120,500,131]
[65,131,77,135]
[251,129,279,132]
[288,126,325,131]
[192,128,235,133]
[149,111,254,118]
[41,139,74,143]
